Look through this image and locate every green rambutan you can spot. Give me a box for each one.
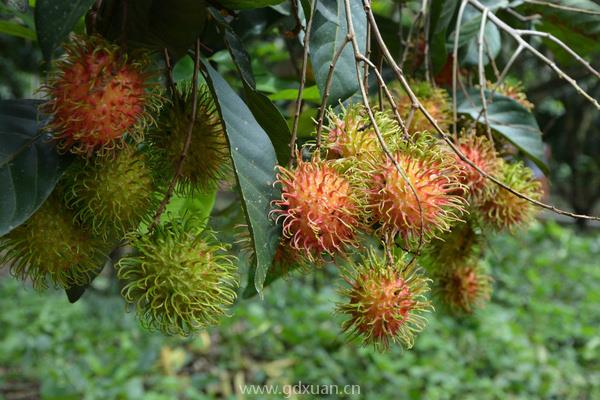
[63,144,160,240]
[117,217,238,335]
[434,262,492,314]
[151,83,230,194]
[393,81,451,134]
[337,249,433,350]
[455,134,502,200]
[271,155,361,260]
[366,144,466,245]
[323,105,398,160]
[42,35,161,156]
[0,194,106,289]
[477,160,542,231]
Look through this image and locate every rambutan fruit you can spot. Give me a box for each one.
[477,160,542,231]
[43,35,161,156]
[0,194,106,289]
[323,105,398,160]
[63,144,160,240]
[337,249,433,350]
[434,262,492,314]
[393,81,451,134]
[151,83,230,194]
[366,145,466,245]
[117,217,238,335]
[271,155,361,260]
[423,219,482,271]
[454,134,502,199]
[495,80,534,111]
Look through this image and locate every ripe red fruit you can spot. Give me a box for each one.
[368,150,466,244]
[337,250,433,350]
[43,35,160,156]
[271,156,360,260]
[455,134,502,199]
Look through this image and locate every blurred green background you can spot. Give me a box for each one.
[2,222,600,399]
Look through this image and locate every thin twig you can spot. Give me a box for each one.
[150,39,202,230]
[163,48,177,97]
[289,0,317,165]
[523,0,600,15]
[348,0,426,255]
[422,0,433,85]
[477,8,493,141]
[452,0,469,137]
[399,9,423,70]
[315,36,352,148]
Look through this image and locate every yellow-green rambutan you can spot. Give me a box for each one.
[337,249,433,350]
[323,105,398,160]
[422,219,482,271]
[62,144,160,240]
[117,217,238,335]
[454,134,502,200]
[366,143,467,245]
[271,155,361,260]
[434,261,492,314]
[477,160,542,231]
[0,194,106,289]
[42,35,161,156]
[151,83,230,194]
[392,81,451,134]
[494,80,533,111]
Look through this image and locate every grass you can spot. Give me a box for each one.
[1,221,600,399]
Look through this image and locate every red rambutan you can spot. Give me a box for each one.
[43,35,160,156]
[337,249,433,350]
[455,134,502,199]
[367,149,466,244]
[271,155,361,260]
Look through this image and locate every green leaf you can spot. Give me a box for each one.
[310,0,367,105]
[268,85,321,102]
[430,0,458,73]
[218,0,285,9]
[0,20,36,41]
[203,62,280,295]
[0,99,72,237]
[208,7,291,165]
[34,0,95,61]
[457,89,548,173]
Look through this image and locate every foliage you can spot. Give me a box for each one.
[1,223,600,399]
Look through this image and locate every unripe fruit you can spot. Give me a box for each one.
[455,134,502,200]
[43,35,160,156]
[152,84,230,194]
[117,218,238,335]
[323,105,397,160]
[271,156,361,260]
[394,81,451,134]
[424,219,481,271]
[63,145,159,240]
[478,160,542,231]
[434,262,492,314]
[367,149,466,244]
[337,249,433,350]
[0,194,106,289]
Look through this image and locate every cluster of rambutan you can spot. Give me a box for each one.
[0,35,237,335]
[269,80,543,350]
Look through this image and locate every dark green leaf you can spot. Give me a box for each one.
[0,99,73,237]
[65,285,88,303]
[310,0,367,105]
[96,0,207,58]
[268,85,321,102]
[34,0,95,60]
[430,0,458,73]
[218,0,285,9]
[203,62,280,295]
[457,89,548,172]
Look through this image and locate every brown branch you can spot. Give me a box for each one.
[289,0,317,165]
[150,39,202,230]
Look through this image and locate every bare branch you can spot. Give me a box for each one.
[452,0,469,137]
[477,8,493,141]
[523,0,600,15]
